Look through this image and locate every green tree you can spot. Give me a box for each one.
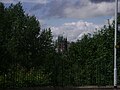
[68,23,115,86]
[0,2,13,74]
[0,3,54,87]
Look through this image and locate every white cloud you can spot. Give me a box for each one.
[38,19,44,24]
[0,0,16,4]
[2,0,120,19]
[0,0,49,4]
[64,1,115,18]
[30,0,120,19]
[19,0,49,4]
[51,21,101,42]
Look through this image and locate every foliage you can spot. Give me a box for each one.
[68,25,115,86]
[0,2,54,88]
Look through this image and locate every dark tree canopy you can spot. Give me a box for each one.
[0,2,54,73]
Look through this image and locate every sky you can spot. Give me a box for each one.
[0,0,120,41]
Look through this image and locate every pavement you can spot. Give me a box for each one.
[1,86,120,90]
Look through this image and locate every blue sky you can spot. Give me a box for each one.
[1,0,120,41]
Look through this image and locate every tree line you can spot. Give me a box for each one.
[0,2,120,88]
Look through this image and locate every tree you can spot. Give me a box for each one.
[0,2,13,74]
[0,2,56,87]
[0,2,54,73]
[68,24,115,86]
